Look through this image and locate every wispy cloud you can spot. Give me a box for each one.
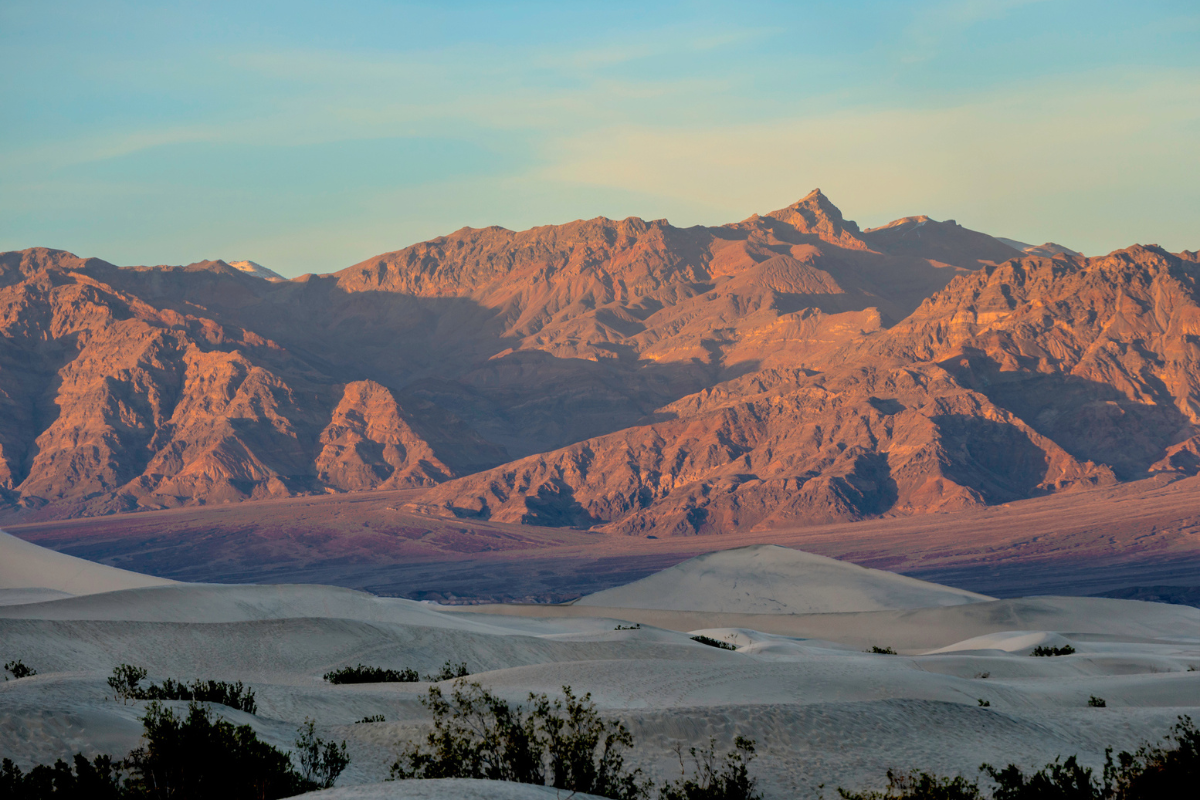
[900,0,1055,62]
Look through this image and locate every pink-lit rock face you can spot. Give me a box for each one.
[0,194,1196,539]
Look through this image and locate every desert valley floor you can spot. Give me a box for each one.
[2,531,1198,799]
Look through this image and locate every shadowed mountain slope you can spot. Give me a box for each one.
[0,194,1195,532]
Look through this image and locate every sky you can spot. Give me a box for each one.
[1,0,1198,277]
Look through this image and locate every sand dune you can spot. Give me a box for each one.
[0,529,173,597]
[2,535,1198,799]
[575,545,991,613]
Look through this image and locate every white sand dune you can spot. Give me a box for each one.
[575,545,991,613]
[2,534,1198,799]
[0,530,173,596]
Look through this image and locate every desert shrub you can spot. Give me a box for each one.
[106,666,256,713]
[324,664,419,684]
[425,660,471,681]
[391,681,546,784]
[1106,715,1200,799]
[1029,645,1075,657]
[533,686,648,799]
[356,714,386,723]
[0,754,124,800]
[837,768,983,799]
[4,659,37,679]
[615,624,641,630]
[125,701,313,799]
[295,718,350,789]
[978,699,991,707]
[983,755,1100,798]
[141,678,257,714]
[691,635,737,651]
[659,736,761,800]
[836,715,1200,800]
[870,646,898,655]
[391,681,648,798]
[0,702,352,799]
[1088,696,1107,708]
[108,664,148,703]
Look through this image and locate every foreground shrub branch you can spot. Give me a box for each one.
[391,680,762,799]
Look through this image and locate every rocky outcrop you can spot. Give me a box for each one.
[0,251,490,516]
[315,380,451,489]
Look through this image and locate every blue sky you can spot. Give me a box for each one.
[2,1,1197,276]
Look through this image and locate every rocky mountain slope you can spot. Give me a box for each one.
[1,192,1194,530]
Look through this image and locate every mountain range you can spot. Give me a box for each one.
[2,190,1197,538]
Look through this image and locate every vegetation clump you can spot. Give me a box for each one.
[356,714,386,724]
[392,681,647,798]
[425,660,471,681]
[106,665,256,713]
[1088,696,1107,708]
[838,768,983,799]
[1030,644,1076,657]
[1,754,124,799]
[614,624,641,630]
[660,736,762,800]
[837,716,1200,800]
[869,646,898,655]
[324,664,419,684]
[0,701,349,799]
[391,680,760,800]
[4,659,37,679]
[295,718,350,790]
[691,635,737,651]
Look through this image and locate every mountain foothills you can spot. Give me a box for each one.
[2,190,1198,535]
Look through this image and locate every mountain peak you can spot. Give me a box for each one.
[228,260,285,282]
[761,189,868,250]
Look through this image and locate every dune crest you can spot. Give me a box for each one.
[0,529,173,598]
[575,544,991,613]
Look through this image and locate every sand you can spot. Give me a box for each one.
[575,545,991,613]
[0,529,173,597]
[1,537,1197,799]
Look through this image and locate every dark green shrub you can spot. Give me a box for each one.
[391,681,545,784]
[870,647,898,655]
[659,736,761,800]
[4,659,36,679]
[391,682,647,799]
[425,660,471,681]
[324,664,419,684]
[1029,645,1075,657]
[106,666,256,713]
[0,703,353,799]
[691,636,737,651]
[983,755,1100,799]
[533,686,647,800]
[837,769,982,799]
[0,754,123,800]
[1107,716,1200,799]
[977,699,991,707]
[356,714,386,723]
[837,715,1200,800]
[108,665,147,704]
[1088,696,1106,708]
[125,701,312,799]
[141,678,257,714]
[295,718,349,790]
